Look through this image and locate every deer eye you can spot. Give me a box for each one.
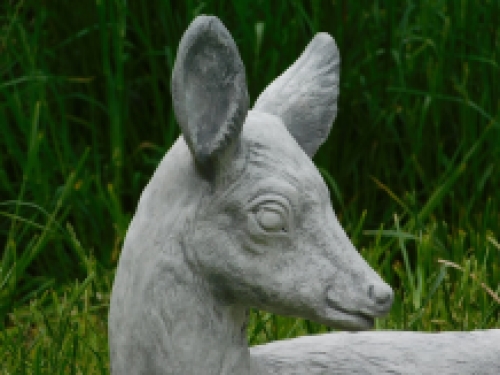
[245,192,294,241]
[255,203,288,233]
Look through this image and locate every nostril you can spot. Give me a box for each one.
[368,283,394,307]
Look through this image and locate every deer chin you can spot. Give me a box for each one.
[323,301,376,331]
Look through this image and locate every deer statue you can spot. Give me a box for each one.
[109,15,500,375]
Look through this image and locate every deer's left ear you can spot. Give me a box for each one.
[254,33,340,157]
[171,16,249,172]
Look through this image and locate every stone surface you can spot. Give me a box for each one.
[108,14,500,375]
[171,16,249,170]
[251,330,500,374]
[253,33,339,157]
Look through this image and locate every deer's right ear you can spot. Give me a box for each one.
[254,33,340,158]
[171,16,249,174]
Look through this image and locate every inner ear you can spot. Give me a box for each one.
[171,16,249,174]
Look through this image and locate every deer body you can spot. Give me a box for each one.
[251,330,500,374]
[109,15,500,375]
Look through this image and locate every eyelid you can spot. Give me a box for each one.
[245,194,292,215]
[244,178,299,208]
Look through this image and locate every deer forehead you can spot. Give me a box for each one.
[214,110,330,207]
[243,110,314,163]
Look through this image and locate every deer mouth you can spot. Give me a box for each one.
[325,300,375,330]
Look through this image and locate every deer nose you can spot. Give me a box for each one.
[368,282,393,310]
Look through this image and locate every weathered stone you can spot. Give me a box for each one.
[109,15,500,375]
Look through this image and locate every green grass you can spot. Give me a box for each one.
[1,0,499,373]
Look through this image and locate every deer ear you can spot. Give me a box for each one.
[171,16,249,170]
[254,33,340,157]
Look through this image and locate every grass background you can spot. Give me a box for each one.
[1,0,499,373]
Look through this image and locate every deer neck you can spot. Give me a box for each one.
[163,261,262,375]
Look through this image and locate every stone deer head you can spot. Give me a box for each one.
[109,15,393,375]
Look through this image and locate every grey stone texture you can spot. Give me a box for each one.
[251,330,500,374]
[109,15,500,375]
